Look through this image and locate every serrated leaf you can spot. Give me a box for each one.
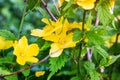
[47,53,67,80]
[84,62,100,80]
[94,46,109,58]
[89,71,100,80]
[96,0,114,25]
[22,69,30,77]
[73,29,83,41]
[84,61,95,71]
[86,31,104,45]
[27,0,40,10]
[0,30,16,40]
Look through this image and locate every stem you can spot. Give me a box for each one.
[82,10,87,32]
[41,0,57,21]
[115,34,119,44]
[17,4,27,40]
[78,10,86,76]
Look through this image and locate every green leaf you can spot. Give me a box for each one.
[70,76,79,80]
[22,69,30,77]
[73,29,83,41]
[105,55,120,66]
[86,31,104,45]
[96,0,114,25]
[94,46,109,58]
[0,30,16,40]
[89,71,100,80]
[84,61,95,71]
[84,62,100,80]
[27,0,40,10]
[0,57,13,64]
[63,0,74,11]
[5,75,18,80]
[47,53,67,80]
[40,41,51,51]
[0,67,10,74]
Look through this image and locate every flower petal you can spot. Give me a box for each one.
[16,57,26,65]
[27,57,38,63]
[49,43,63,57]
[26,44,39,56]
[19,36,28,48]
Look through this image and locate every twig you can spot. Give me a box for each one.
[0,55,50,78]
[41,0,57,21]
[95,16,99,26]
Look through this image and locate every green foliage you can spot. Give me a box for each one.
[27,0,40,10]
[84,61,100,80]
[22,69,30,77]
[47,53,67,80]
[96,0,114,26]
[94,46,109,58]
[86,31,104,45]
[73,29,83,41]
[0,57,13,64]
[5,75,18,80]
[0,30,16,40]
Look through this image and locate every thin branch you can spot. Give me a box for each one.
[0,55,50,78]
[41,0,57,21]
[95,11,99,26]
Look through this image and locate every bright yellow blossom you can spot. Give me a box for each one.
[13,36,39,65]
[0,36,13,50]
[35,71,45,77]
[59,0,96,10]
[31,17,80,57]
[75,0,96,10]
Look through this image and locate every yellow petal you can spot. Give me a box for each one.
[4,41,13,49]
[49,43,63,57]
[35,71,45,77]
[42,18,51,25]
[26,44,39,56]
[19,36,28,48]
[16,57,26,65]
[27,57,38,63]
[77,0,96,10]
[31,29,44,37]
[0,36,5,49]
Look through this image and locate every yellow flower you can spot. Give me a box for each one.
[13,36,39,65]
[31,17,79,57]
[58,0,96,10]
[35,71,45,77]
[76,0,96,10]
[0,36,13,50]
